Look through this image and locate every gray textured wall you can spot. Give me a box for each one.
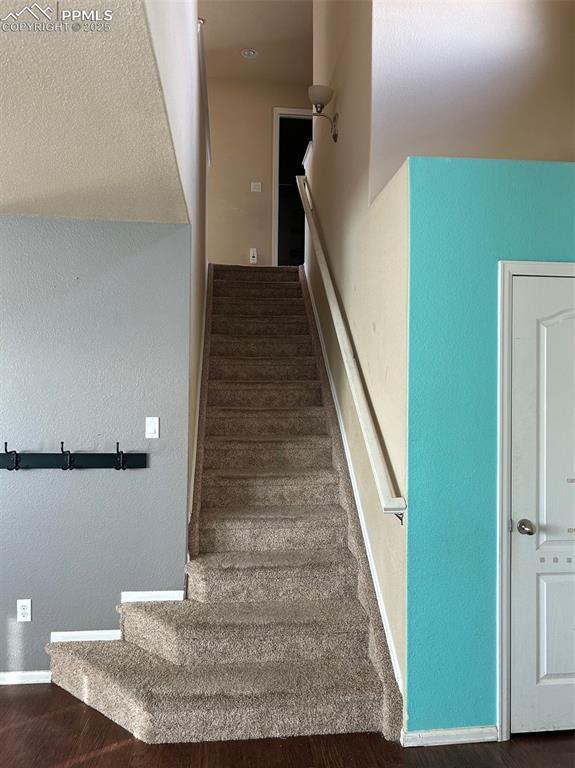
[0,217,191,671]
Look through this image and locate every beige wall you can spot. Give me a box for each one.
[310,0,409,688]
[304,164,409,689]
[207,78,309,265]
[370,0,575,197]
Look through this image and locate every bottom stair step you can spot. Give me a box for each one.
[119,597,369,664]
[47,640,383,743]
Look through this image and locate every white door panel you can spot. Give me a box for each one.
[511,274,575,733]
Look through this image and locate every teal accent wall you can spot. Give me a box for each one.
[406,158,575,731]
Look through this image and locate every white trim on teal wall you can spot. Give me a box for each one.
[497,260,575,742]
[401,725,499,747]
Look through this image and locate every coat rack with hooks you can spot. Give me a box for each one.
[0,442,147,471]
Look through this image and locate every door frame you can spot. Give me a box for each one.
[497,260,575,741]
[271,107,312,267]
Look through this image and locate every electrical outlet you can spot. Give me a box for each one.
[250,181,262,193]
[17,599,31,623]
[249,248,257,265]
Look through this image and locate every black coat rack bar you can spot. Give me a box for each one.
[1,442,147,471]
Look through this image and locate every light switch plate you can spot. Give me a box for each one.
[250,181,262,193]
[145,417,159,439]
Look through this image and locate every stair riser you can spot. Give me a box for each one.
[206,414,328,437]
[210,358,317,382]
[122,616,367,665]
[208,385,322,408]
[200,519,347,552]
[213,299,306,317]
[213,282,303,299]
[210,338,313,358]
[203,440,332,470]
[186,564,356,603]
[211,316,309,336]
[214,267,299,283]
[203,479,340,506]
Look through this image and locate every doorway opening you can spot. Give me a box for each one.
[272,108,312,267]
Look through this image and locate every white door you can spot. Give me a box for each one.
[511,274,575,733]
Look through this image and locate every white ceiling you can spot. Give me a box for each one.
[199,0,313,83]
[0,0,188,222]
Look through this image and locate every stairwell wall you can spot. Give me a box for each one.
[144,0,208,525]
[0,219,192,672]
[309,0,409,689]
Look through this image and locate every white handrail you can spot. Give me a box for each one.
[296,175,407,520]
[197,18,212,166]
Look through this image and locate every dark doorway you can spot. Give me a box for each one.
[277,116,312,266]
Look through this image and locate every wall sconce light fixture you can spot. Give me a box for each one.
[308,84,338,143]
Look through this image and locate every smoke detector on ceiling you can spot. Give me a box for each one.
[241,48,259,59]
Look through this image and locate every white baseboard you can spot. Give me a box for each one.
[305,264,404,696]
[50,629,121,642]
[4,592,184,685]
[401,726,499,747]
[120,590,184,603]
[0,671,52,685]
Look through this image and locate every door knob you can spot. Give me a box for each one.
[517,518,536,535]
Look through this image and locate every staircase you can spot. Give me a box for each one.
[47,264,402,744]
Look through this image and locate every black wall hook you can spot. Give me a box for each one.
[115,442,126,471]
[4,442,19,471]
[60,441,73,471]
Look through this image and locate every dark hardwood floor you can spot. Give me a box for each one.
[0,685,573,768]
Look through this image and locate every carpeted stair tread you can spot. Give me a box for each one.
[205,407,328,437]
[49,640,380,697]
[119,598,368,665]
[203,467,338,481]
[119,596,367,631]
[201,503,346,522]
[198,503,347,552]
[211,315,310,337]
[205,435,330,445]
[208,380,322,409]
[214,265,300,282]
[204,435,333,470]
[209,356,318,382]
[213,280,303,298]
[186,548,352,570]
[201,467,340,506]
[212,298,306,316]
[210,335,313,358]
[206,405,326,417]
[186,549,357,602]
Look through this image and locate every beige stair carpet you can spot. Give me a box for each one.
[48,264,402,744]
